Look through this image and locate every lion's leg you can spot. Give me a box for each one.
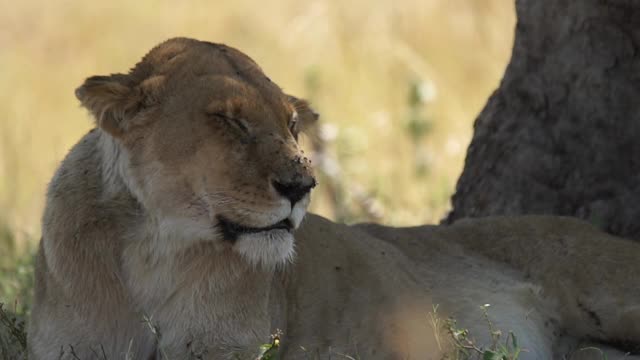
[438,278,557,360]
[357,216,640,353]
[127,246,278,360]
[28,298,154,360]
[146,298,272,360]
[355,222,558,359]
[444,216,640,352]
[28,246,155,360]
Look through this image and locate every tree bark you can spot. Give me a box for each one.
[446,0,640,240]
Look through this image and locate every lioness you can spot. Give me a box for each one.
[29,38,640,360]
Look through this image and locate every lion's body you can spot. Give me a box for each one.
[28,38,640,359]
[282,215,640,359]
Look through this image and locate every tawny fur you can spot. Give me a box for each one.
[28,38,640,360]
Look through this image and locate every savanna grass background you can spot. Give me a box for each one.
[0,0,515,352]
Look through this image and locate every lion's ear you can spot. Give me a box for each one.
[287,95,319,134]
[75,74,165,137]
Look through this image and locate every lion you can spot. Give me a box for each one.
[28,37,640,360]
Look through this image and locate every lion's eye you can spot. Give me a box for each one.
[289,114,299,140]
[210,113,250,136]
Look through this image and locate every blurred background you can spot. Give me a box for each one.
[0,0,514,311]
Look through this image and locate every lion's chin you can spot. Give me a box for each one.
[232,229,295,269]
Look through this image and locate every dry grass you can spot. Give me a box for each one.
[0,0,515,307]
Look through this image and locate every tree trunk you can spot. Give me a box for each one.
[446,0,640,240]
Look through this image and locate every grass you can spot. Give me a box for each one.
[438,304,524,360]
[429,305,618,360]
[0,303,27,359]
[0,302,527,359]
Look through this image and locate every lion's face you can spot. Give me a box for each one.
[75,38,317,267]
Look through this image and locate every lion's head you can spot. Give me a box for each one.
[75,38,317,267]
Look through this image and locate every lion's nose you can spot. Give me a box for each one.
[272,177,316,205]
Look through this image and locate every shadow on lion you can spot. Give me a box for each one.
[28,38,640,360]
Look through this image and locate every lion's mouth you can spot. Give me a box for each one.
[217,215,293,242]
